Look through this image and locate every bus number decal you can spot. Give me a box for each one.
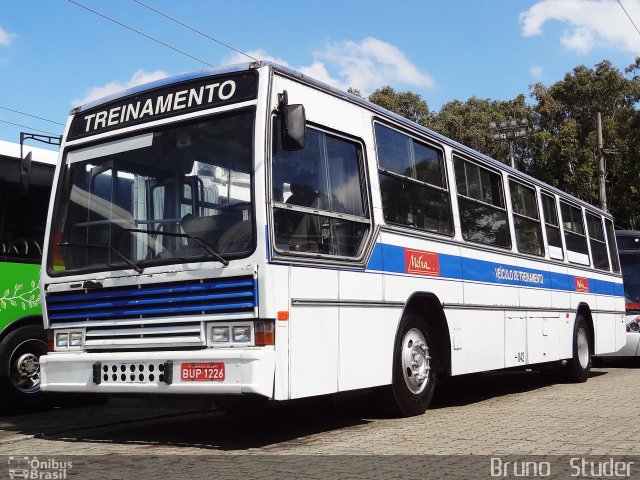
[574,277,590,293]
[404,249,440,277]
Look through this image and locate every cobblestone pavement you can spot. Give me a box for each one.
[0,360,638,479]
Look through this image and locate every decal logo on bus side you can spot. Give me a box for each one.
[575,276,590,292]
[404,248,440,277]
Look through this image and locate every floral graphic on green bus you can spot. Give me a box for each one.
[0,281,40,311]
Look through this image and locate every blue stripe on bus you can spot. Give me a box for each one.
[366,242,623,296]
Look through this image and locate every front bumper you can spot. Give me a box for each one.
[40,348,276,397]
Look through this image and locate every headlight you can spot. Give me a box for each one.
[207,322,254,347]
[212,326,230,343]
[629,321,640,333]
[56,332,69,348]
[69,332,83,347]
[232,326,251,343]
[53,329,84,351]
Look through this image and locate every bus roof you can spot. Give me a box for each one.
[0,140,58,166]
[70,61,610,217]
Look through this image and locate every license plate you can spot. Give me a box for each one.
[180,362,225,382]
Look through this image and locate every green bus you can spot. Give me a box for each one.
[0,140,56,411]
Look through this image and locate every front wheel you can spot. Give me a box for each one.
[562,315,591,383]
[0,324,50,412]
[385,311,436,417]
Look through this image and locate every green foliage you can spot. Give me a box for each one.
[368,86,431,125]
[363,58,640,229]
[530,59,640,227]
[427,95,535,168]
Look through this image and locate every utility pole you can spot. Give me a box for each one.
[596,113,607,212]
[488,118,528,169]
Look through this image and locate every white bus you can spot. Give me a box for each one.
[39,63,626,416]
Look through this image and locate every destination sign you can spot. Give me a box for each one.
[68,72,258,140]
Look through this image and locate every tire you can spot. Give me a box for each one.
[562,315,591,383]
[385,310,436,417]
[0,324,50,412]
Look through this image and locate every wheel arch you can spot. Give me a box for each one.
[397,292,451,376]
[576,302,595,353]
[0,315,45,344]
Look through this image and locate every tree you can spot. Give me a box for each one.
[427,95,535,169]
[529,59,640,227]
[368,86,431,126]
[347,87,365,98]
[364,58,640,228]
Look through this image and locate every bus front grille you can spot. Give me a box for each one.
[45,275,257,349]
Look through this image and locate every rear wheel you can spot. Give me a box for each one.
[0,324,50,412]
[385,311,436,417]
[562,315,591,383]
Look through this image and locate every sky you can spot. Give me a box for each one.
[2,0,640,151]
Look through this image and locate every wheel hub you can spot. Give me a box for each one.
[401,328,431,394]
[576,327,589,369]
[15,353,40,378]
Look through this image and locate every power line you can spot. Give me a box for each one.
[66,0,216,68]
[0,106,65,126]
[617,0,640,37]
[0,119,61,137]
[131,0,258,62]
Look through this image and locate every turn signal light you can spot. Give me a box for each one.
[255,320,275,346]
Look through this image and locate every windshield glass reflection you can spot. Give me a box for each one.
[48,110,255,274]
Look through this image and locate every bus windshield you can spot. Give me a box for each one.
[620,252,640,309]
[48,110,255,275]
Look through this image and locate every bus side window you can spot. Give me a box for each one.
[560,200,589,265]
[0,161,52,263]
[509,180,543,256]
[605,218,620,272]
[586,211,609,270]
[272,123,370,257]
[541,192,563,260]
[374,123,452,235]
[454,156,510,248]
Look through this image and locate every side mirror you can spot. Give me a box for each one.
[20,151,32,193]
[279,91,306,151]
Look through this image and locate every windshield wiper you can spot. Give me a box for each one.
[58,241,144,273]
[125,228,229,267]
